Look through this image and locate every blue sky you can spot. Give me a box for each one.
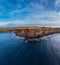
[0,0,60,27]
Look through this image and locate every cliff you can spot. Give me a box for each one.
[0,27,60,39]
[13,27,60,39]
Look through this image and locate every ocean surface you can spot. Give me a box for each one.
[0,32,60,65]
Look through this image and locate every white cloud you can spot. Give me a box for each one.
[0,19,60,28]
[55,0,60,7]
[0,21,26,27]
[9,9,24,16]
[0,0,60,28]
[6,0,57,22]
[24,10,60,23]
[17,1,60,22]
[1,10,60,28]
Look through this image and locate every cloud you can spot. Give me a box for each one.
[0,19,60,28]
[55,0,60,7]
[0,20,26,27]
[14,1,60,22]
[21,1,60,23]
[0,0,60,27]
[9,9,24,16]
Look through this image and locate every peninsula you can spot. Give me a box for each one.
[0,27,60,39]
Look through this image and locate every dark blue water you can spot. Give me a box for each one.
[0,32,60,65]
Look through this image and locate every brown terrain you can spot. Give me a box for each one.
[0,27,60,39]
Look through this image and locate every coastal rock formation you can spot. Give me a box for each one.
[0,27,60,39]
[14,27,60,39]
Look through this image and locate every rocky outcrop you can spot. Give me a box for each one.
[14,27,60,39]
[0,27,60,39]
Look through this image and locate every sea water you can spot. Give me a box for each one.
[0,32,60,65]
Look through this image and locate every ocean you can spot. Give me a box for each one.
[0,32,60,65]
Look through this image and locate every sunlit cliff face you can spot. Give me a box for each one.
[13,27,60,39]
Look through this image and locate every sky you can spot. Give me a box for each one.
[0,0,60,27]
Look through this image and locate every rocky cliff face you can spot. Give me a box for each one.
[0,27,60,39]
[14,27,60,39]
